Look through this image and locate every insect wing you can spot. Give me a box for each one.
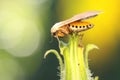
[71,11,101,21]
[51,11,101,33]
[63,11,101,25]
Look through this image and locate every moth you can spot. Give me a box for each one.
[51,11,101,37]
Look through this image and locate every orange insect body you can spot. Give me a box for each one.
[53,21,93,37]
[68,21,93,32]
[51,11,101,37]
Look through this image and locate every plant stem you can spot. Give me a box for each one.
[45,34,99,80]
[62,34,87,80]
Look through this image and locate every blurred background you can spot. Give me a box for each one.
[0,0,119,80]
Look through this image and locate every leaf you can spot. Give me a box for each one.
[84,44,99,68]
[44,49,64,72]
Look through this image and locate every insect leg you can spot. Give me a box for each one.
[78,33,84,47]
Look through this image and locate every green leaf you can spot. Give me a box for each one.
[84,44,99,68]
[44,49,64,75]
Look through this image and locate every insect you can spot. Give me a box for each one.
[51,11,101,37]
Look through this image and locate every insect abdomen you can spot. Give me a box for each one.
[69,21,94,32]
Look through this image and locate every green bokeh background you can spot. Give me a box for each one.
[0,0,120,80]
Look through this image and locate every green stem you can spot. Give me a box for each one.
[64,47,71,80]
[45,34,99,80]
[70,35,77,80]
[63,34,88,80]
[73,34,80,80]
[78,47,88,80]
